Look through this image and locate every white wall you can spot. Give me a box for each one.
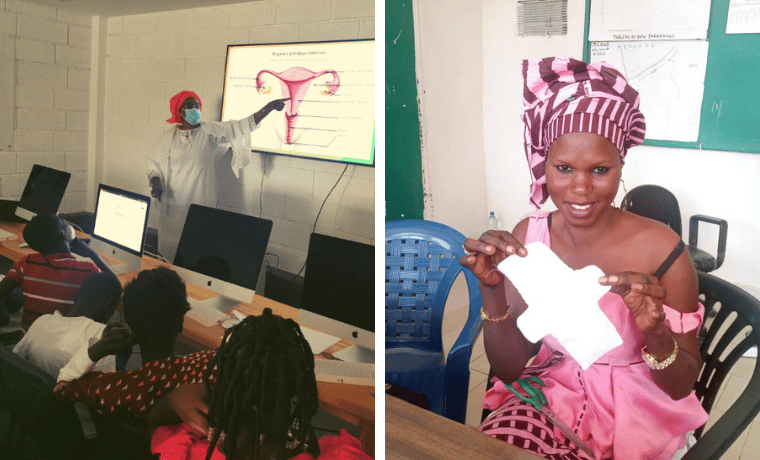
[0,0,92,212]
[418,0,760,292]
[414,0,487,234]
[96,0,375,273]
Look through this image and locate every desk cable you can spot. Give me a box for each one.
[259,153,267,219]
[143,250,170,264]
[61,218,84,235]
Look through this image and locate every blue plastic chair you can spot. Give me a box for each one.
[385,219,483,423]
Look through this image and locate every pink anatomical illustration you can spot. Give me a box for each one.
[256,67,340,144]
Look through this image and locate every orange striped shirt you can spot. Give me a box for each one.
[7,253,100,328]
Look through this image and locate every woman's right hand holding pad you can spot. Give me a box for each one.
[460,230,528,287]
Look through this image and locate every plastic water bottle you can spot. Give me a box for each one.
[487,211,498,230]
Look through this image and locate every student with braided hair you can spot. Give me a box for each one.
[148,308,371,460]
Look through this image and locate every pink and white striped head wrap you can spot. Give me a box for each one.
[522,57,646,209]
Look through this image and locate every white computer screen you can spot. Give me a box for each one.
[92,186,149,254]
[221,40,375,166]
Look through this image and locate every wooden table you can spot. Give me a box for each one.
[136,258,376,456]
[386,395,543,460]
[0,222,375,457]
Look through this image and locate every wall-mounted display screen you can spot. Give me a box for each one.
[221,39,375,166]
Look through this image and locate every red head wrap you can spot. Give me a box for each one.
[166,90,202,124]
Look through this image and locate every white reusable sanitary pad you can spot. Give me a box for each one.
[497,241,622,369]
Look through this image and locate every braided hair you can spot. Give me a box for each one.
[204,308,320,460]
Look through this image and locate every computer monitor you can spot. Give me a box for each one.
[15,165,71,221]
[299,233,375,363]
[173,204,273,312]
[89,184,151,275]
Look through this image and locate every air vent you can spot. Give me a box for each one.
[518,0,568,37]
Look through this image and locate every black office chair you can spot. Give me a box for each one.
[621,184,728,272]
[91,412,154,460]
[683,271,760,459]
[480,271,760,459]
[0,345,84,457]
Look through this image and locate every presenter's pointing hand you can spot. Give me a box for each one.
[270,97,289,112]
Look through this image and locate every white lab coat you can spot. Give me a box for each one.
[147,115,259,262]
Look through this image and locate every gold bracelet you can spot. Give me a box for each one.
[481,306,509,322]
[642,336,679,370]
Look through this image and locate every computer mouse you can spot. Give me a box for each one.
[221,318,240,329]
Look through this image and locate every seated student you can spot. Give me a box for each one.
[11,272,127,443]
[0,213,115,329]
[54,266,191,417]
[120,265,191,365]
[147,308,372,460]
[13,271,126,379]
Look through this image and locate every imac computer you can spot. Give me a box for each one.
[299,233,375,363]
[173,204,273,312]
[89,184,151,275]
[15,165,71,221]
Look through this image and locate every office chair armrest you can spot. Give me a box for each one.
[682,371,760,460]
[443,352,472,423]
[688,215,728,270]
[451,311,483,358]
[443,308,484,423]
[446,269,484,368]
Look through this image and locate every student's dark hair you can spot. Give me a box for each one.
[204,308,320,460]
[122,266,189,342]
[22,213,66,254]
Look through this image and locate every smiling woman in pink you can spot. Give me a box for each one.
[461,57,707,459]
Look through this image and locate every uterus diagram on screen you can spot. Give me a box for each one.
[256,67,341,146]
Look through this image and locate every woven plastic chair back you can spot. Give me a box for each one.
[386,220,470,349]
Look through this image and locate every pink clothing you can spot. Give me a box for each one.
[151,425,371,460]
[482,212,708,459]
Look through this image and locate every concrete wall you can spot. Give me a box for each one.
[414,0,487,233]
[96,0,374,273]
[0,0,92,212]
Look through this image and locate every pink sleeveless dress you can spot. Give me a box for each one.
[479,212,708,460]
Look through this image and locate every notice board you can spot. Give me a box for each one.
[584,0,760,153]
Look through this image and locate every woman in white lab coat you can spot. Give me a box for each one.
[147,91,287,261]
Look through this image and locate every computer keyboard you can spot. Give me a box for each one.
[185,297,230,327]
[314,359,375,387]
[0,228,17,241]
[300,326,341,355]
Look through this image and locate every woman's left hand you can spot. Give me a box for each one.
[167,383,209,435]
[600,272,667,333]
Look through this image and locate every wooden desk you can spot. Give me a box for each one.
[0,222,31,262]
[0,224,375,457]
[386,395,542,460]
[136,258,376,456]
[0,222,124,267]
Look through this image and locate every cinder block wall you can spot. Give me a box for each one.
[0,0,92,212]
[102,0,375,273]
